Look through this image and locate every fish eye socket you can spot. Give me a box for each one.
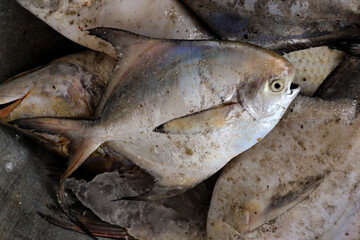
[269,79,284,92]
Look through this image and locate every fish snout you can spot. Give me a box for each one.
[0,80,33,121]
[287,83,301,97]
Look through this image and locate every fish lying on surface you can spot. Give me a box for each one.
[0,45,341,158]
[0,50,114,123]
[0,50,115,156]
[16,0,213,58]
[207,96,360,239]
[56,172,216,240]
[181,0,360,53]
[11,28,299,207]
[0,50,130,176]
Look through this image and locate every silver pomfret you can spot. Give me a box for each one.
[13,29,299,202]
[16,0,213,58]
[0,50,116,158]
[207,96,360,239]
[181,0,360,53]
[0,50,115,122]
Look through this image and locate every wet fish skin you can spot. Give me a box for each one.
[207,96,360,239]
[62,173,216,240]
[0,50,115,158]
[181,0,360,53]
[16,0,213,58]
[13,29,299,200]
[0,50,115,122]
[314,55,360,100]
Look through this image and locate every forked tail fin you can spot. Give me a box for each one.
[11,117,102,239]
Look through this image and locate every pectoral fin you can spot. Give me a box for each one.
[264,174,325,218]
[236,174,325,234]
[155,104,236,134]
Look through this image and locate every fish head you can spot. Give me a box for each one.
[0,51,115,155]
[0,51,114,123]
[239,51,299,119]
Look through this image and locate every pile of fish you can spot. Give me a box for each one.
[0,0,359,239]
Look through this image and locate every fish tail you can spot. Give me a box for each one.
[39,204,132,239]
[11,117,102,238]
[11,117,102,179]
[58,180,98,240]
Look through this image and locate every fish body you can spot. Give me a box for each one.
[14,29,299,199]
[16,0,212,58]
[181,0,360,53]
[207,96,360,239]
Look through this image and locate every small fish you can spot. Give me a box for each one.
[181,0,360,53]
[207,96,360,239]
[11,29,299,205]
[16,0,213,58]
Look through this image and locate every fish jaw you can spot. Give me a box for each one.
[0,91,31,121]
[0,50,114,124]
[240,51,299,123]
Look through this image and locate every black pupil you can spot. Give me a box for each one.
[274,82,281,89]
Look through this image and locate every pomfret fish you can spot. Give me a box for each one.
[0,50,115,122]
[57,173,216,240]
[0,50,115,157]
[16,0,213,58]
[207,96,360,239]
[12,29,299,204]
[181,0,360,53]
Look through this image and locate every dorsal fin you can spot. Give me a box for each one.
[88,28,160,59]
[88,28,163,118]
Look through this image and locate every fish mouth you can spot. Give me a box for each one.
[288,83,300,96]
[0,91,31,121]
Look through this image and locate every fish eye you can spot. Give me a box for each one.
[269,79,284,92]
